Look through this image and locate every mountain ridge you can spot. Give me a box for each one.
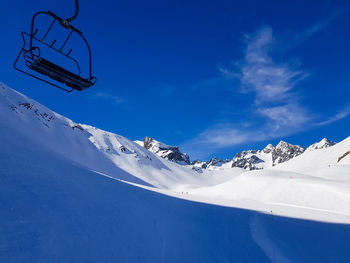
[137,136,336,171]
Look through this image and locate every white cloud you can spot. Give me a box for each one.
[315,104,350,126]
[196,125,253,147]
[184,26,313,154]
[222,27,310,138]
[184,103,312,153]
[258,104,311,131]
[234,27,307,103]
[184,21,347,157]
[297,8,343,41]
[90,92,123,104]
[181,124,259,159]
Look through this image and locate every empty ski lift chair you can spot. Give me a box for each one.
[14,0,96,92]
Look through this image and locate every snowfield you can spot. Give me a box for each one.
[0,82,349,262]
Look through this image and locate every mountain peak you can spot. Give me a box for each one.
[272,141,305,165]
[141,136,190,164]
[307,138,336,151]
[206,157,228,168]
[276,140,292,148]
[263,144,274,153]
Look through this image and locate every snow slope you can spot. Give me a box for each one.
[276,136,350,177]
[1,100,350,263]
[184,137,350,223]
[0,83,234,191]
[1,82,349,223]
[1,82,350,262]
[306,138,336,151]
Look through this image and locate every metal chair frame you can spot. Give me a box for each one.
[14,1,96,92]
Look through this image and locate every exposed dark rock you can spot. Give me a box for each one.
[191,160,207,169]
[231,151,264,170]
[206,157,228,168]
[142,136,190,164]
[307,138,336,151]
[338,151,350,163]
[119,145,126,152]
[263,144,274,154]
[71,124,84,131]
[272,141,305,165]
[19,103,33,110]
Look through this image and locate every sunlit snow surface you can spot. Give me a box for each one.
[0,83,349,262]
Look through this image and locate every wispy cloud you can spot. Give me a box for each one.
[183,13,348,157]
[237,27,308,104]
[194,124,254,148]
[258,103,311,132]
[297,8,343,41]
[90,92,124,104]
[184,104,312,155]
[184,26,312,155]
[315,104,350,126]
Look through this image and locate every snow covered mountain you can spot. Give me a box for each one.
[135,138,287,171]
[231,149,267,170]
[0,82,233,190]
[136,136,190,164]
[272,141,306,164]
[229,139,335,170]
[1,82,350,262]
[137,136,327,171]
[210,140,306,170]
[306,138,336,151]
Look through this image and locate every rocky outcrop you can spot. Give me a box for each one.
[263,144,274,154]
[338,151,350,163]
[306,138,335,151]
[231,141,306,170]
[142,136,190,164]
[206,157,229,168]
[272,141,305,165]
[231,151,264,170]
[192,160,207,169]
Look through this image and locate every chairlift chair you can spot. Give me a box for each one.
[14,0,96,92]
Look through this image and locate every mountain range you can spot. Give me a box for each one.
[136,135,336,171]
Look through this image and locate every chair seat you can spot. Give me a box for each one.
[29,57,93,91]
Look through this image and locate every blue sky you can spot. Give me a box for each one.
[1,0,349,160]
